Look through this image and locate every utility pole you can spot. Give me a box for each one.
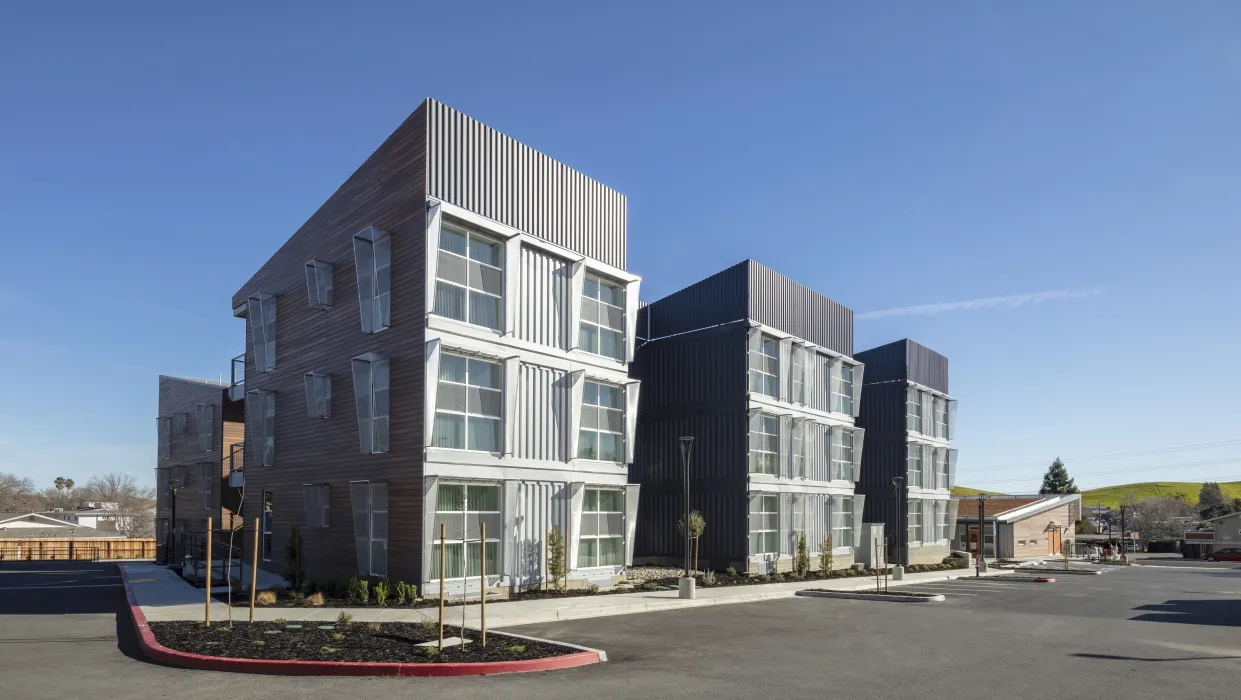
[976,493,987,577]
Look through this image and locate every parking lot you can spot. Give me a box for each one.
[2,560,1240,699]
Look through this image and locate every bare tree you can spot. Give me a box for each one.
[82,473,156,538]
[0,472,40,512]
[1127,496,1192,545]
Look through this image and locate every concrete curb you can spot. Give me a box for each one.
[121,570,604,677]
[795,590,945,603]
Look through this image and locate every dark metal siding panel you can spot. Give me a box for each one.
[630,323,750,566]
[642,262,749,339]
[856,381,910,563]
[424,99,627,269]
[854,340,909,385]
[906,340,949,393]
[861,488,909,566]
[746,260,853,355]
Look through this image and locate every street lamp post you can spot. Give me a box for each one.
[976,493,987,577]
[890,476,903,567]
[166,475,181,564]
[678,436,695,599]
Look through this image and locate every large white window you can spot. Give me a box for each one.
[936,449,950,490]
[302,484,329,528]
[791,421,805,478]
[906,387,922,433]
[907,499,923,544]
[351,354,390,454]
[749,494,780,555]
[579,274,625,360]
[833,429,855,481]
[934,397,948,438]
[935,501,948,541]
[304,372,332,419]
[431,483,500,580]
[579,489,624,567]
[353,227,391,334]
[350,481,387,577]
[836,364,855,414]
[434,223,503,331]
[832,496,855,548]
[906,443,922,487]
[247,293,277,372]
[749,335,779,397]
[262,491,274,561]
[749,413,780,475]
[791,349,805,404]
[432,353,501,453]
[579,381,624,461]
[247,390,275,467]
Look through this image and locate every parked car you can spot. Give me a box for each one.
[1202,547,1241,562]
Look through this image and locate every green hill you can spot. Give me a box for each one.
[1079,481,1241,510]
[951,486,1007,497]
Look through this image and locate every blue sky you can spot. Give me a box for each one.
[1,2,1238,493]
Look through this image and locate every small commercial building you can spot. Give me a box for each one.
[1181,511,1241,559]
[951,494,1080,559]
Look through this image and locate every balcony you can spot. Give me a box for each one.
[227,442,244,488]
[229,354,245,401]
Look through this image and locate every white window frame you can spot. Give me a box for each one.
[304,259,333,310]
[749,413,780,475]
[302,483,330,528]
[261,490,274,561]
[351,354,390,454]
[430,482,501,581]
[246,390,275,467]
[832,496,855,548]
[431,352,501,454]
[936,450,950,490]
[836,364,855,415]
[433,221,504,332]
[304,372,332,419]
[833,429,854,481]
[579,381,625,462]
[247,293,277,372]
[906,387,922,433]
[906,443,923,488]
[749,493,780,555]
[790,348,805,404]
[353,226,391,334]
[579,273,626,361]
[934,397,948,439]
[908,499,923,544]
[350,481,387,577]
[749,335,779,397]
[579,488,625,568]
[935,501,948,541]
[791,421,805,478]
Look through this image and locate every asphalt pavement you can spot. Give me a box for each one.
[2,560,1240,699]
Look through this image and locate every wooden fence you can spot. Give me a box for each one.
[0,538,156,562]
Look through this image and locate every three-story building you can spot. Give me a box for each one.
[229,99,642,594]
[855,339,959,566]
[630,261,866,574]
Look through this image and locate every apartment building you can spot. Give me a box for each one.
[855,339,959,566]
[630,261,866,574]
[228,99,641,593]
[154,376,245,563]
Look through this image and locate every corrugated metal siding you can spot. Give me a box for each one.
[515,363,568,461]
[512,480,570,584]
[854,340,908,384]
[642,262,749,339]
[632,323,747,413]
[425,99,627,269]
[747,260,853,355]
[906,340,949,393]
[809,353,833,413]
[806,423,832,482]
[862,491,909,565]
[515,244,571,350]
[856,380,914,565]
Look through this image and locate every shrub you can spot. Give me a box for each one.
[348,577,370,604]
[819,535,834,573]
[547,526,567,592]
[320,646,339,653]
[255,590,277,607]
[367,622,381,632]
[586,583,601,595]
[701,570,717,587]
[337,611,353,625]
[305,592,325,607]
[418,646,439,658]
[420,619,436,630]
[395,581,416,605]
[252,640,266,646]
[788,572,804,581]
[640,581,660,591]
[273,617,287,625]
[332,632,346,640]
[506,644,527,653]
[374,579,390,606]
[725,566,738,577]
[795,532,810,577]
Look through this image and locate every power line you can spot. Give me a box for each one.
[964,457,1240,485]
[956,439,1241,474]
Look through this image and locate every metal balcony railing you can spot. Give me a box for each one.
[229,354,245,401]
[228,442,244,488]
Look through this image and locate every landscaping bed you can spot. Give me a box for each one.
[147,620,575,664]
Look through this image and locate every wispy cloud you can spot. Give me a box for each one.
[857,288,1102,320]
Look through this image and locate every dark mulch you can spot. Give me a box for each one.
[148,621,575,664]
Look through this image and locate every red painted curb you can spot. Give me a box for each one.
[121,569,602,676]
[1033,577,1057,583]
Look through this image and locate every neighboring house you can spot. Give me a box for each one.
[629,260,867,574]
[227,98,641,594]
[0,512,120,539]
[43,508,121,531]
[855,339,960,566]
[1182,511,1241,558]
[154,375,246,563]
[951,494,1081,559]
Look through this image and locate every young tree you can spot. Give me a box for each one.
[82,473,156,537]
[0,472,39,512]
[1039,458,1079,495]
[1128,496,1191,544]
[1198,482,1225,509]
[677,510,706,572]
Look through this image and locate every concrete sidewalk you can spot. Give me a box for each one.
[122,563,1012,628]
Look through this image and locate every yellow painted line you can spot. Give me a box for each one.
[128,578,156,583]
